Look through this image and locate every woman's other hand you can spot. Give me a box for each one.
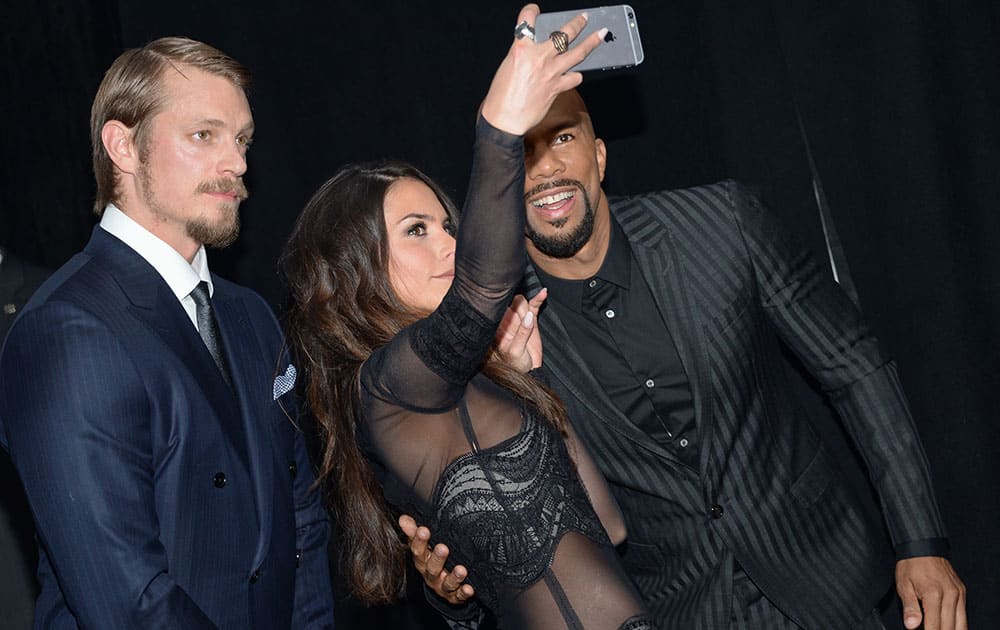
[495,289,547,372]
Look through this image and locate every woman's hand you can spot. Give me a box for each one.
[481,4,606,135]
[398,514,474,605]
[496,288,547,373]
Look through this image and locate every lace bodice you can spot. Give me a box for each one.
[431,390,609,607]
[358,120,654,629]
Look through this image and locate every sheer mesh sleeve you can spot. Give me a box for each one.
[362,117,525,412]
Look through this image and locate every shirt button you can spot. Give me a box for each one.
[213,472,227,488]
[644,379,655,388]
[679,438,689,448]
[710,504,724,519]
[605,309,615,319]
[289,463,298,478]
[249,569,260,584]
[588,279,597,288]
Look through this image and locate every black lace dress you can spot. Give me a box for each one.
[358,120,655,630]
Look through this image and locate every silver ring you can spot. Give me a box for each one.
[549,30,570,54]
[514,20,535,41]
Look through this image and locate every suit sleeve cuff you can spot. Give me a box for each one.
[895,537,950,560]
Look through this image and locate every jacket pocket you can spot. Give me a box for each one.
[790,446,834,509]
[620,539,678,572]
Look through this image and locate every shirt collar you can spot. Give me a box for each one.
[535,215,631,312]
[596,216,631,290]
[99,204,213,300]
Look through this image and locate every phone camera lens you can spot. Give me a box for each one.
[628,11,634,18]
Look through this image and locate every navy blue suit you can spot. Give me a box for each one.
[0,227,334,628]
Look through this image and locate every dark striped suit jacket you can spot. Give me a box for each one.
[524,181,945,629]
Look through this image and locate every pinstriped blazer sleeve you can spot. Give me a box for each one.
[0,302,217,628]
[727,181,948,557]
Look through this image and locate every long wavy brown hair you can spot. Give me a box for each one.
[281,161,568,605]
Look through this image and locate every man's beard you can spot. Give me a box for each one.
[186,207,240,249]
[138,163,246,249]
[524,179,595,259]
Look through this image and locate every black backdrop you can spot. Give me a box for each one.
[2,2,997,628]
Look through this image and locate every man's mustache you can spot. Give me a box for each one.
[197,178,249,201]
[524,178,585,201]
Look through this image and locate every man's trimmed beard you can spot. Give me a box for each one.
[137,161,245,249]
[186,205,240,249]
[524,179,595,259]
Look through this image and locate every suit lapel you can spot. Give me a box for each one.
[87,228,271,561]
[214,290,272,567]
[615,197,716,479]
[87,231,245,446]
[526,264,684,466]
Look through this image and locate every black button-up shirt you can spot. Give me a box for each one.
[536,217,698,469]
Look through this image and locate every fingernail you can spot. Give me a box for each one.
[582,12,589,20]
[523,311,534,327]
[598,27,608,39]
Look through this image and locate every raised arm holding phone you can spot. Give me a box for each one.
[282,5,655,629]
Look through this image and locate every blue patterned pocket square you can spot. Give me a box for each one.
[273,363,297,400]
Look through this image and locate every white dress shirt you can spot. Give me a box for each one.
[99,204,213,331]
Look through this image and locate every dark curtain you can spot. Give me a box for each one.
[2,1,996,628]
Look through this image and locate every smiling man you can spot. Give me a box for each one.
[517,89,966,630]
[0,38,333,628]
[415,89,966,630]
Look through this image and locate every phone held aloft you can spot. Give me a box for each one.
[534,5,644,72]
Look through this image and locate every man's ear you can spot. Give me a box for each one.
[595,138,607,183]
[101,120,139,176]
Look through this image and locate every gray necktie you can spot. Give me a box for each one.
[190,281,232,388]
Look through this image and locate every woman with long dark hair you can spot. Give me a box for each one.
[283,6,654,628]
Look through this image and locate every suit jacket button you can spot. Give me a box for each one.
[213,472,227,488]
[710,504,724,519]
[249,569,260,584]
[289,463,297,478]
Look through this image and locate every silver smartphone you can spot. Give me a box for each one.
[534,5,644,72]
